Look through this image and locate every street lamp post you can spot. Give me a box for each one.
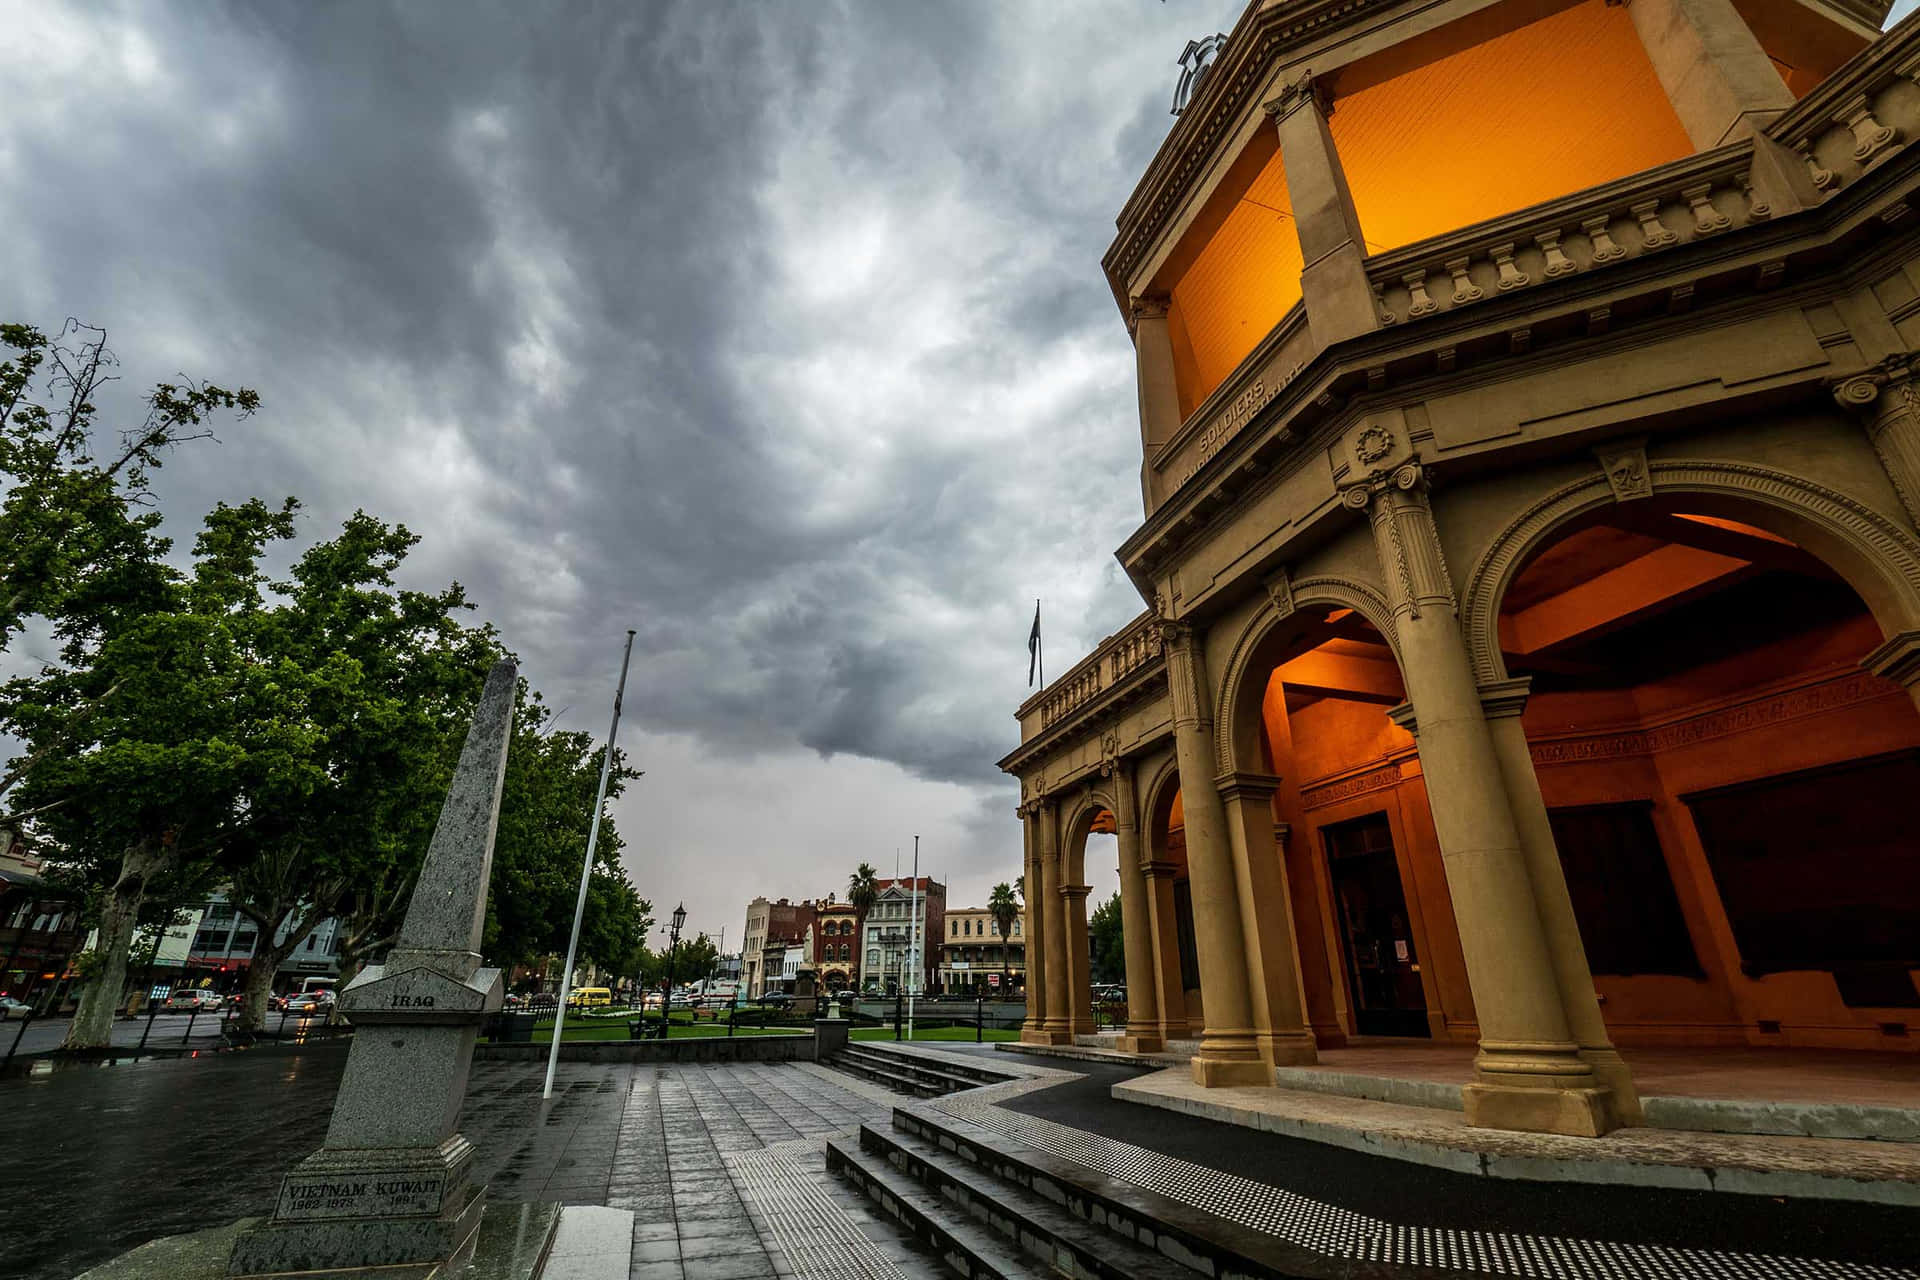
[659,903,685,1039]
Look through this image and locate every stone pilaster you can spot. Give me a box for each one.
[1351,467,1619,1136]
[1142,861,1192,1041]
[1214,770,1318,1066]
[1039,800,1073,1044]
[1479,677,1643,1124]
[1133,296,1183,515]
[1265,74,1378,349]
[1113,759,1166,1053]
[1062,883,1095,1036]
[1863,629,1920,717]
[1834,358,1920,531]
[1162,618,1270,1087]
[1018,804,1051,1042]
[1625,0,1795,149]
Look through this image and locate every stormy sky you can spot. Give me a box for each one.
[1,0,1246,950]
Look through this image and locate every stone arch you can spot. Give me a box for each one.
[1139,754,1183,864]
[1058,786,1118,886]
[1213,575,1402,776]
[1462,458,1920,685]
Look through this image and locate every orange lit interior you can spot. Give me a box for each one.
[1328,0,1693,255]
[1161,0,1710,417]
[1165,147,1301,421]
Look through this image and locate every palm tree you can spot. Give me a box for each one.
[988,881,1018,997]
[848,862,879,989]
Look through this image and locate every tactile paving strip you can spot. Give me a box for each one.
[932,1091,1920,1280]
[731,1140,915,1280]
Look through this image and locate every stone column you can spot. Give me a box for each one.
[1480,677,1643,1123]
[1114,760,1166,1052]
[1133,296,1183,514]
[1835,361,1920,531]
[1352,466,1618,1136]
[1142,862,1191,1040]
[1018,804,1051,1042]
[1625,0,1795,150]
[1063,883,1095,1036]
[1040,801,1073,1044]
[1265,75,1378,349]
[1162,620,1270,1086]
[1215,771,1318,1065]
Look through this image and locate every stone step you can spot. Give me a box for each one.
[835,1046,996,1093]
[889,1107,1339,1280]
[849,1044,1012,1086]
[856,1122,1202,1280]
[825,1054,950,1098]
[824,1135,1053,1280]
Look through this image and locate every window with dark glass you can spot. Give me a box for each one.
[1548,801,1701,978]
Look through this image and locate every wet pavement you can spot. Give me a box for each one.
[0,1042,636,1280]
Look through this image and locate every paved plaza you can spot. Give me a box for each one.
[5,1040,1919,1280]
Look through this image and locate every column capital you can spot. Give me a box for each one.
[1386,700,1418,736]
[1141,860,1180,880]
[1863,629,1920,688]
[1478,676,1533,720]
[1262,71,1329,124]
[1128,294,1171,324]
[1213,770,1282,805]
[1060,884,1093,900]
[1832,353,1920,416]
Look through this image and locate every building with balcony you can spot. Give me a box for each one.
[860,877,946,995]
[741,896,816,997]
[938,906,1025,995]
[813,900,862,990]
[1003,0,1920,1137]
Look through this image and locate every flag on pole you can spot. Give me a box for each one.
[1027,599,1043,687]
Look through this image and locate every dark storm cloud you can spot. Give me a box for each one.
[2,0,1234,925]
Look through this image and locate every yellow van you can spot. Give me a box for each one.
[568,987,612,1009]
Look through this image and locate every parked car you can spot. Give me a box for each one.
[163,989,224,1013]
[758,992,793,1009]
[0,995,31,1020]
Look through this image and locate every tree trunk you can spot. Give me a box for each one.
[240,911,320,1032]
[63,838,168,1049]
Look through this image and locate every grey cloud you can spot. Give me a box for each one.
[2,0,1236,931]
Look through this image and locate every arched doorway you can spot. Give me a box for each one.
[1215,600,1470,1050]
[1488,497,1920,1049]
[1141,765,1198,1041]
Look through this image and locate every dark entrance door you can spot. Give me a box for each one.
[1321,813,1430,1038]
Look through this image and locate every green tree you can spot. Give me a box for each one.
[1088,891,1125,986]
[988,881,1019,993]
[0,323,258,824]
[5,515,295,1047]
[219,507,502,1029]
[484,685,643,971]
[673,932,720,988]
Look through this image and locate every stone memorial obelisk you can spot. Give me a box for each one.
[230,660,518,1275]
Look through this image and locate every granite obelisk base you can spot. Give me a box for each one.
[229,660,520,1276]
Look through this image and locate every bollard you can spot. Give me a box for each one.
[894,990,903,1042]
[3,1013,29,1068]
[138,998,160,1054]
[727,1005,736,1038]
[976,991,984,1044]
[182,1006,198,1044]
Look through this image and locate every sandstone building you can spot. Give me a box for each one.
[1002,0,1920,1136]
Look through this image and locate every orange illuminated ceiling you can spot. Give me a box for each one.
[1166,146,1300,421]
[1328,0,1692,256]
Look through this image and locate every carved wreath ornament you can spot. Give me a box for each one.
[1355,423,1394,466]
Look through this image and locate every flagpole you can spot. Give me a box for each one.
[1037,599,1044,689]
[545,629,637,1100]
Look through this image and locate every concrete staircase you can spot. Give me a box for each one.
[824,1043,1009,1098]
[827,1103,1326,1280]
